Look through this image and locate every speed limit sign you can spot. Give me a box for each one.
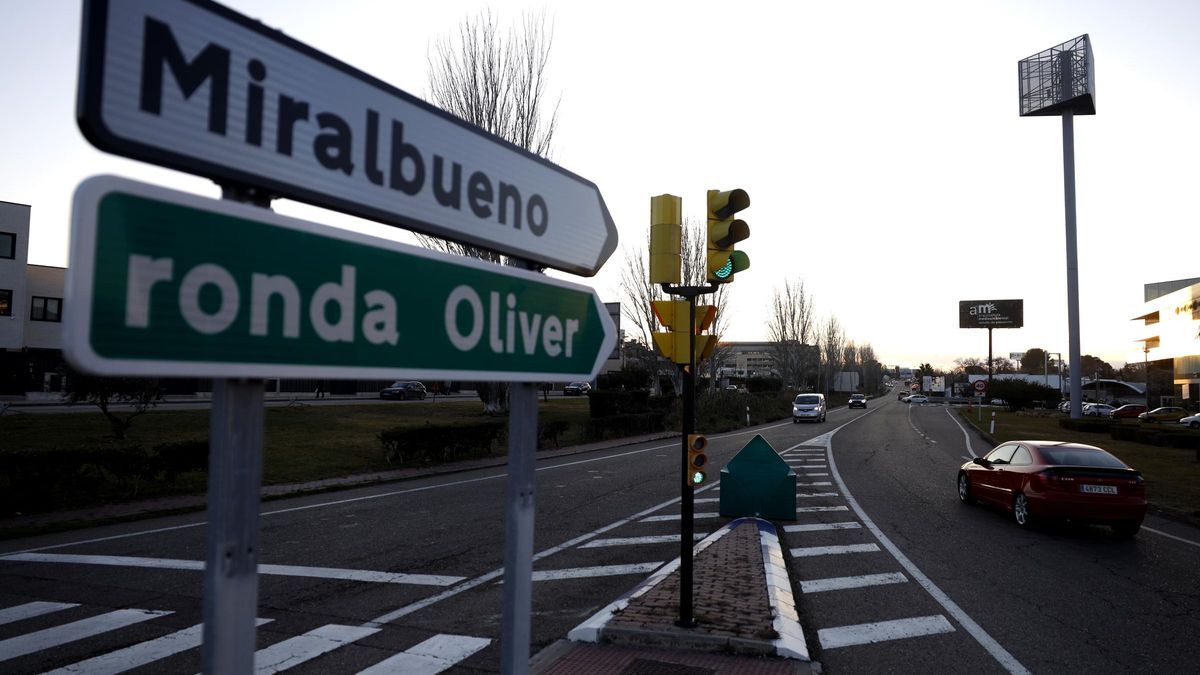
[973,381,987,393]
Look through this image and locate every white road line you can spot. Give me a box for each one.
[579,533,708,548]
[796,506,848,513]
[357,634,490,674]
[0,609,171,662]
[945,407,979,458]
[820,425,1031,674]
[790,544,880,557]
[800,572,908,594]
[531,563,663,581]
[796,492,840,498]
[45,619,272,675]
[0,553,463,587]
[795,472,829,476]
[784,522,861,532]
[694,497,720,503]
[796,481,832,486]
[0,601,78,626]
[640,512,720,522]
[818,615,955,649]
[1143,526,1200,549]
[253,624,379,674]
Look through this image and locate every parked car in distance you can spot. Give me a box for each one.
[957,440,1146,537]
[898,391,911,401]
[907,394,929,405]
[848,393,867,409]
[563,382,591,396]
[990,398,1007,406]
[1138,406,1188,423]
[1083,403,1115,418]
[1110,404,1147,419]
[379,380,426,400]
[1058,400,1072,413]
[793,393,827,423]
[1180,413,1200,429]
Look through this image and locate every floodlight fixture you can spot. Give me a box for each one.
[1019,34,1095,117]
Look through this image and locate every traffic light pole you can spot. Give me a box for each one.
[662,282,715,628]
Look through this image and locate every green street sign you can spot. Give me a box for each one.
[65,176,616,381]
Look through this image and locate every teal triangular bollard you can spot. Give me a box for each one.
[718,434,797,520]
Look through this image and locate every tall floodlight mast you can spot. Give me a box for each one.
[1019,35,1095,419]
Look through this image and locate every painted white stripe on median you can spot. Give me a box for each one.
[818,615,954,649]
[800,572,908,594]
[45,619,272,675]
[0,609,171,662]
[796,492,840,498]
[784,522,861,532]
[0,601,78,626]
[0,553,463,587]
[795,472,829,476]
[796,481,832,487]
[357,634,490,674]
[580,533,708,548]
[796,506,847,513]
[790,544,880,557]
[531,563,662,581]
[253,624,379,673]
[640,512,720,522]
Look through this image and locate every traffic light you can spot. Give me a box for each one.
[706,189,750,282]
[648,194,682,285]
[686,434,708,486]
[694,305,716,361]
[652,300,690,364]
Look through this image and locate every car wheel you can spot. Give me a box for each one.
[1013,492,1033,528]
[1190,421,1199,429]
[792,417,798,424]
[957,473,975,505]
[1111,521,1142,538]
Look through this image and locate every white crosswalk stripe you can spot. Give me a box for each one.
[790,543,880,557]
[800,572,908,594]
[0,601,78,626]
[580,533,708,548]
[44,619,272,675]
[0,608,171,662]
[818,615,955,649]
[357,634,490,674]
[253,624,380,673]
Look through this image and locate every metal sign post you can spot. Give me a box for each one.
[500,381,537,674]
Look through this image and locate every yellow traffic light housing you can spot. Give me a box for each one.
[649,194,682,285]
[687,434,708,487]
[706,189,750,283]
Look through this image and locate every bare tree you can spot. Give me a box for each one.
[765,279,816,389]
[423,10,560,412]
[820,315,845,394]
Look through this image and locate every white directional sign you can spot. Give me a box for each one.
[76,0,617,276]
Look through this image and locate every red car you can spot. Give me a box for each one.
[1110,404,1147,419]
[957,440,1146,537]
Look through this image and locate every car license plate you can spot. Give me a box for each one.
[1080,484,1117,495]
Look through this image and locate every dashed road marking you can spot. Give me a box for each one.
[579,533,708,548]
[796,506,848,513]
[796,492,840,498]
[253,624,380,673]
[790,543,880,557]
[640,513,720,523]
[43,619,272,675]
[784,522,861,533]
[800,572,908,594]
[530,563,663,581]
[818,615,955,649]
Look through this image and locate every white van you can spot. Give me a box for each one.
[793,393,827,423]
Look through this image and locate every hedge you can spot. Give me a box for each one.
[380,422,506,465]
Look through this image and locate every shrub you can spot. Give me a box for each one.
[538,420,570,449]
[584,412,667,441]
[380,422,505,465]
[987,380,1061,412]
[1058,417,1114,433]
[588,390,652,418]
[746,376,783,393]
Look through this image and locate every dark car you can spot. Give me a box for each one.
[379,380,426,400]
[848,393,867,409]
[957,440,1146,537]
[1110,404,1147,419]
[563,382,591,396]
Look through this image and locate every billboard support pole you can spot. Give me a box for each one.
[1062,110,1083,419]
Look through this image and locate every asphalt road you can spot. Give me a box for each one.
[1,396,1198,673]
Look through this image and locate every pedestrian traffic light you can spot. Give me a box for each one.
[652,300,691,364]
[649,194,682,285]
[706,189,750,283]
[687,434,708,487]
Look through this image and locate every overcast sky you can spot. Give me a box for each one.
[3,0,1198,370]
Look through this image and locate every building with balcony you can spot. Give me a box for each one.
[1132,277,1200,410]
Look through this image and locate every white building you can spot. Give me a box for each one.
[1,201,67,395]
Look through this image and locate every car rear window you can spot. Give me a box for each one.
[1039,447,1126,468]
[795,395,821,405]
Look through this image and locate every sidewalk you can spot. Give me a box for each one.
[533,518,815,675]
